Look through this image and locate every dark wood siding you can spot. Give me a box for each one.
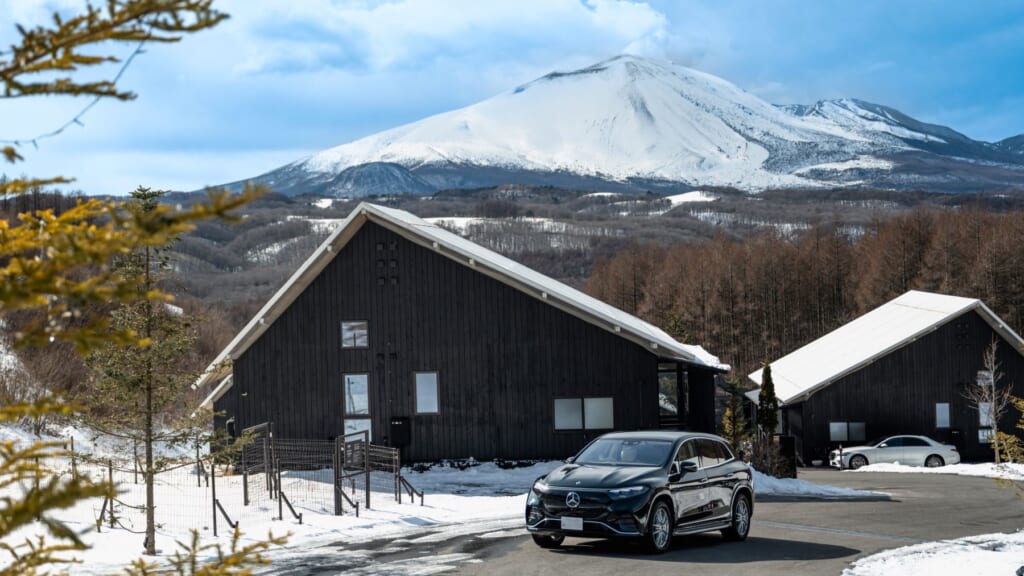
[790,310,1024,463]
[216,221,713,461]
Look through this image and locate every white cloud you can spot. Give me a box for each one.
[221,0,673,76]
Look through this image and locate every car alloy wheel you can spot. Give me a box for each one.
[723,493,751,541]
[925,455,944,468]
[646,501,673,553]
[849,455,868,470]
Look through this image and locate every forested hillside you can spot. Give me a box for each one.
[585,208,1024,377]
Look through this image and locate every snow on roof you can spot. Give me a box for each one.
[195,203,726,410]
[748,290,1024,406]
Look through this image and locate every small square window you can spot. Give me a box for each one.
[554,399,582,430]
[848,422,866,442]
[415,372,439,414]
[341,321,368,348]
[979,428,993,444]
[584,397,614,430]
[829,422,848,442]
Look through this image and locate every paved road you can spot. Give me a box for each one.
[453,469,1024,576]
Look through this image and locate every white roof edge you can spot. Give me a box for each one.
[747,291,1024,405]
[194,202,728,406]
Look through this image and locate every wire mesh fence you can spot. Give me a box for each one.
[18,424,425,540]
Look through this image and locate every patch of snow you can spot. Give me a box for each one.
[663,190,718,205]
[245,237,303,264]
[794,156,896,175]
[854,462,1024,481]
[285,215,344,235]
[312,198,334,209]
[578,192,622,199]
[842,531,1024,576]
[753,469,883,499]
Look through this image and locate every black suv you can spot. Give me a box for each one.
[526,431,754,553]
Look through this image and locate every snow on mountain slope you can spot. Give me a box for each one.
[296,55,870,191]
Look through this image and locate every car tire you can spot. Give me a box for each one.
[925,455,945,468]
[645,500,674,554]
[849,455,868,470]
[531,534,565,549]
[722,492,752,542]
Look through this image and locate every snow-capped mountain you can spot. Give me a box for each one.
[228,55,1024,196]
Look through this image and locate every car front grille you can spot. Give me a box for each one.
[540,490,610,520]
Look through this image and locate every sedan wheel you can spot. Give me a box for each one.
[645,501,673,554]
[925,455,945,468]
[849,455,868,470]
[531,534,565,549]
[722,493,751,541]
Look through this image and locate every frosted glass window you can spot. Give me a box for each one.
[344,374,369,415]
[584,397,614,430]
[849,422,866,442]
[936,403,950,428]
[979,402,993,427]
[554,399,582,430]
[829,422,848,442]
[341,321,368,348]
[415,372,439,414]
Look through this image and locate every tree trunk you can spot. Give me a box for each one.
[144,244,156,556]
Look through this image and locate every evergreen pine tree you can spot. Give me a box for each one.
[758,361,780,438]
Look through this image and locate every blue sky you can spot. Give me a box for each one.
[2,0,1023,196]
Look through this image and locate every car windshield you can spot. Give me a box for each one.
[575,438,674,467]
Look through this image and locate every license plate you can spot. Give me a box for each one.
[561,516,583,531]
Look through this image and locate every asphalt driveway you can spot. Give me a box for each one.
[454,468,1024,576]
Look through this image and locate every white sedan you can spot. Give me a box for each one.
[829,435,961,470]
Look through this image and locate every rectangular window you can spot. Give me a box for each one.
[848,422,866,442]
[344,374,369,415]
[344,418,372,441]
[584,397,614,430]
[554,398,583,430]
[979,428,993,444]
[415,372,439,414]
[936,403,950,428]
[979,402,993,428]
[341,321,368,348]
[829,422,848,442]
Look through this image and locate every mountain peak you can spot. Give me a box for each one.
[229,56,1024,196]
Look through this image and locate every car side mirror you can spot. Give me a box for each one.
[670,461,698,481]
[878,443,888,448]
[565,456,576,464]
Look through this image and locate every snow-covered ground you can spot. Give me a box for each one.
[854,462,1024,481]
[843,531,1024,576]
[1,424,886,575]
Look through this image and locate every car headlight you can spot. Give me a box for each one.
[608,485,647,499]
[532,479,550,494]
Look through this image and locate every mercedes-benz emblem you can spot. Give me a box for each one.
[565,492,581,509]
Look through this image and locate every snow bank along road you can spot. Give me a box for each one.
[448,469,1024,576]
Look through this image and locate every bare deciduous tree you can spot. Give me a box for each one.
[962,338,1015,463]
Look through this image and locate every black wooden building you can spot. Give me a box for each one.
[748,290,1024,464]
[195,203,727,461]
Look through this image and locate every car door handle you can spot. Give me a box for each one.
[699,477,708,483]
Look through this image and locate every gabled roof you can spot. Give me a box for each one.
[195,203,727,410]
[747,290,1024,406]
